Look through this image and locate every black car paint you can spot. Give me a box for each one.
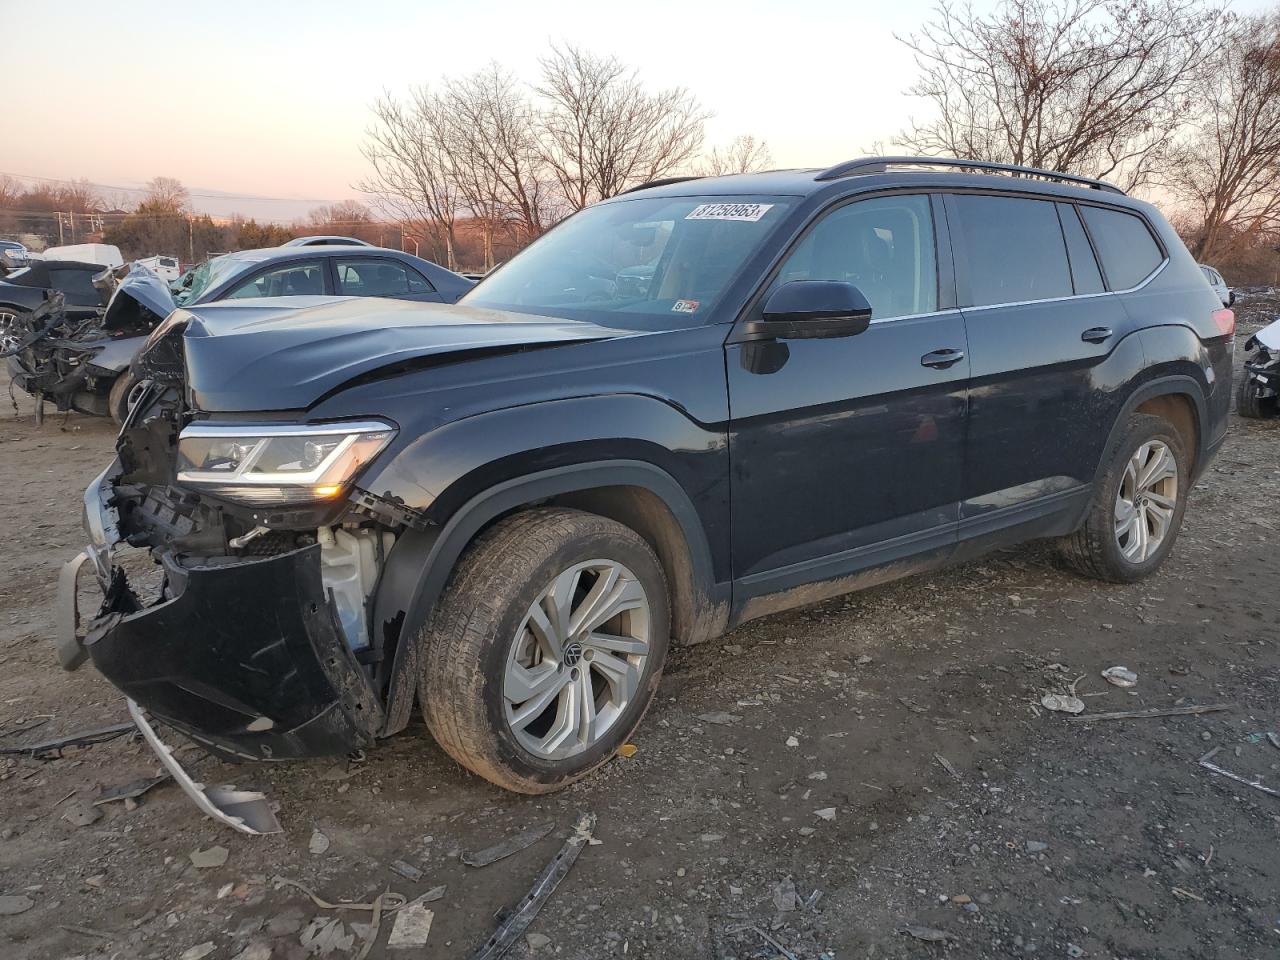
[73,167,1232,757]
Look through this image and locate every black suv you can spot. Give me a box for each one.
[60,157,1233,796]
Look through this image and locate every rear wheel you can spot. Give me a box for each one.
[1059,413,1189,583]
[419,507,670,793]
[1237,373,1277,419]
[108,370,138,426]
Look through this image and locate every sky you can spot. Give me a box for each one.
[3,0,1274,221]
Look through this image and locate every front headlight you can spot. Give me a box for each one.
[177,420,397,506]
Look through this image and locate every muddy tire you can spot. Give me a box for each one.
[1059,413,1189,583]
[418,507,670,794]
[108,370,137,426]
[1237,374,1276,419]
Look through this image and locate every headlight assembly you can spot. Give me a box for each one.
[177,420,396,506]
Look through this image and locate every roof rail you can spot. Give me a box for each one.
[618,176,705,195]
[814,156,1125,195]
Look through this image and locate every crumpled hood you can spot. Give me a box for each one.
[172,295,634,412]
[1257,316,1280,352]
[101,264,177,332]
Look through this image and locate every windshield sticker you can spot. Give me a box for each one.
[672,299,700,313]
[685,203,774,222]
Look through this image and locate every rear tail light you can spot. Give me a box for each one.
[1212,308,1235,337]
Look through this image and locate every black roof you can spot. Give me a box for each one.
[2,260,103,287]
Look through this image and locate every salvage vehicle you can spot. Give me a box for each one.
[60,157,1233,799]
[1199,263,1234,308]
[1238,316,1279,418]
[1,259,110,381]
[7,246,473,423]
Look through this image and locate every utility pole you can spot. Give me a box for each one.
[188,217,195,262]
[57,213,64,245]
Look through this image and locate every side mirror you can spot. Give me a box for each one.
[743,280,873,341]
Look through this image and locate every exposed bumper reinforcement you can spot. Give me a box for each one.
[127,698,282,835]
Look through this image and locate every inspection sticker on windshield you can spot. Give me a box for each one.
[685,202,774,222]
[672,299,700,313]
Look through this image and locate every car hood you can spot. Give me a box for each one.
[168,295,636,412]
[101,265,177,332]
[1256,316,1280,352]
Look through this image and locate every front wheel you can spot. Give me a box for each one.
[419,508,670,793]
[1059,413,1189,583]
[1237,373,1277,419]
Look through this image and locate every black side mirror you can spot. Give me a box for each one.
[741,280,873,341]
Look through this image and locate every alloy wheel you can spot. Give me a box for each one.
[504,559,651,760]
[1114,439,1178,563]
[0,310,19,354]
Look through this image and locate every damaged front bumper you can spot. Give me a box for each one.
[59,470,384,761]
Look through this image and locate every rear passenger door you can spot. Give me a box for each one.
[944,192,1144,543]
[222,260,329,300]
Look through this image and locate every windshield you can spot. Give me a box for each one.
[462,195,795,327]
[173,254,242,305]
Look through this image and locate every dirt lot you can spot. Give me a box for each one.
[2,299,1278,960]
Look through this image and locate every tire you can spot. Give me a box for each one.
[1237,373,1276,419]
[1059,413,1189,583]
[108,370,136,426]
[419,507,670,793]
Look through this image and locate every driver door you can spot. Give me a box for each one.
[726,193,969,607]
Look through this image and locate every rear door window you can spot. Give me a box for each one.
[225,261,326,299]
[1078,206,1164,290]
[1056,203,1104,296]
[336,259,434,297]
[775,194,938,320]
[948,194,1073,306]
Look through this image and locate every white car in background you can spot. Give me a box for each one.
[135,254,182,282]
[1199,264,1234,307]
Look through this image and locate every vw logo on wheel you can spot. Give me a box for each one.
[562,640,584,666]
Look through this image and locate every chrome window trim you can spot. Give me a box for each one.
[960,257,1168,314]
[868,308,961,326]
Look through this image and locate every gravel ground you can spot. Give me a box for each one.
[1,297,1278,960]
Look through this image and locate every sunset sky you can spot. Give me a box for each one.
[5,0,1274,220]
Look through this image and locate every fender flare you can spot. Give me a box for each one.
[1093,374,1209,487]
[371,459,721,736]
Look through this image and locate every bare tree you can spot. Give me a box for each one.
[56,178,102,213]
[442,64,558,253]
[896,0,1225,190]
[700,135,774,176]
[536,43,710,209]
[1170,11,1280,262]
[144,176,190,213]
[358,90,463,269]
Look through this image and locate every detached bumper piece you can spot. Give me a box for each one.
[81,544,383,760]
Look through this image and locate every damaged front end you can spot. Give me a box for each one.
[58,319,402,762]
[1241,318,1280,417]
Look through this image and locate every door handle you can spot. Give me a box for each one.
[920,348,965,369]
[1081,327,1114,343]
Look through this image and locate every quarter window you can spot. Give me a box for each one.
[225,261,325,299]
[949,194,1073,307]
[1078,206,1164,290]
[775,194,937,320]
[335,259,433,297]
[1057,203,1104,296]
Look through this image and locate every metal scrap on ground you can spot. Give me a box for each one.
[1198,747,1280,800]
[461,820,555,867]
[0,720,135,758]
[467,812,596,960]
[1066,703,1235,722]
[94,773,170,806]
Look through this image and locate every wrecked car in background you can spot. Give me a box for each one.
[1239,315,1280,418]
[6,246,474,424]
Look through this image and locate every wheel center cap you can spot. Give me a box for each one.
[563,641,584,667]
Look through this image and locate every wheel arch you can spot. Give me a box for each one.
[1095,375,1208,487]
[371,460,728,737]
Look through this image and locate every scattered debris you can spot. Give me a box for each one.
[1040,693,1085,714]
[0,895,34,915]
[387,895,434,949]
[814,807,837,822]
[461,820,555,867]
[231,943,272,960]
[0,721,135,758]
[748,925,800,960]
[467,812,596,960]
[1026,841,1048,853]
[273,876,406,914]
[1268,732,1280,752]
[1067,703,1235,723]
[189,845,229,869]
[808,770,828,781]
[94,774,169,806]
[935,753,961,779]
[1067,944,1085,958]
[696,712,740,725]
[616,743,638,758]
[61,923,114,941]
[300,916,354,956]
[309,829,331,855]
[389,860,423,882]
[785,735,800,747]
[180,943,216,960]
[525,932,552,951]
[61,802,102,828]
[1171,886,1205,902]
[1198,747,1280,800]
[267,908,306,937]
[773,877,799,912]
[899,924,954,943]
[1102,666,1138,687]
